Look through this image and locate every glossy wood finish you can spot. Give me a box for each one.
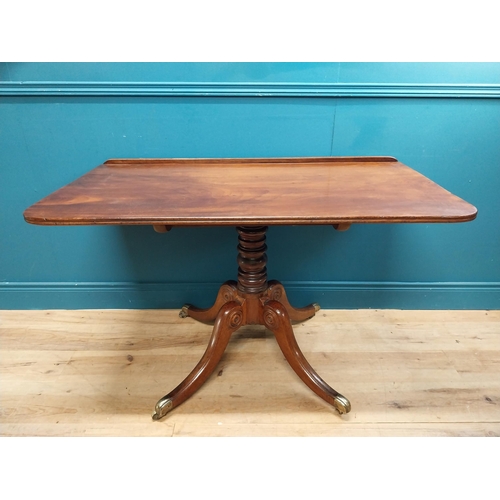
[23,157,477,226]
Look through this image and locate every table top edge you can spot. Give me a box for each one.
[103,156,398,166]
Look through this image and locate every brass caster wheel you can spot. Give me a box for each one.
[333,395,351,415]
[179,305,190,319]
[152,397,173,421]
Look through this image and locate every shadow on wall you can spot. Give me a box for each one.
[116,225,237,302]
[117,222,402,302]
[118,223,400,309]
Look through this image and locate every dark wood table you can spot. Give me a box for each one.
[24,157,477,420]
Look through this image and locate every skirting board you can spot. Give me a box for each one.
[1,82,500,98]
[1,282,499,310]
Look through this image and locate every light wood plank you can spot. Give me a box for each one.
[171,422,500,437]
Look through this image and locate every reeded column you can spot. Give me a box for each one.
[236,226,268,294]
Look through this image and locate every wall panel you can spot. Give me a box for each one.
[1,63,499,309]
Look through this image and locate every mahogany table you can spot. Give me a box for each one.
[24,157,477,420]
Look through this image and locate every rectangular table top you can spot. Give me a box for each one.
[24,157,477,226]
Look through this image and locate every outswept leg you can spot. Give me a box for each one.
[267,280,320,323]
[179,280,238,325]
[263,299,351,414]
[152,300,243,420]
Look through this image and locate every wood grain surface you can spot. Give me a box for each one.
[1,309,498,437]
[23,157,477,226]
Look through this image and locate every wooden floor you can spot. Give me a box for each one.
[1,308,499,437]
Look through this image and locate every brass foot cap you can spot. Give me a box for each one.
[179,305,190,319]
[313,303,321,313]
[152,397,173,421]
[333,395,351,415]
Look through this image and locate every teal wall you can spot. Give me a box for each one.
[1,63,499,309]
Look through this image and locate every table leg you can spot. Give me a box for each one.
[263,299,351,414]
[267,280,320,322]
[179,280,238,325]
[152,301,243,420]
